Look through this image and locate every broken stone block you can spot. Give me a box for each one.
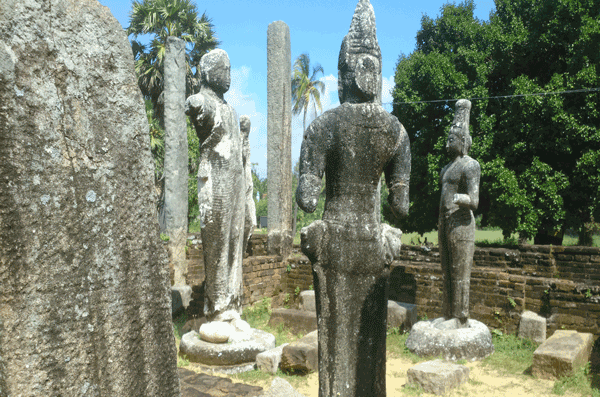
[388,300,418,330]
[518,310,546,344]
[259,377,306,397]
[268,308,317,334]
[280,331,318,374]
[256,344,288,374]
[407,359,470,395]
[299,290,316,312]
[532,330,594,379]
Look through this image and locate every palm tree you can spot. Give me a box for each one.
[291,53,325,234]
[127,0,219,120]
[291,53,326,137]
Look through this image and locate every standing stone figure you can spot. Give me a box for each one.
[296,1,410,396]
[185,49,245,322]
[438,99,480,327]
[240,115,257,254]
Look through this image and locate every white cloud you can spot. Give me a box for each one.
[382,74,395,106]
[225,66,268,178]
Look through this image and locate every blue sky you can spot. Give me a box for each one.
[98,0,495,178]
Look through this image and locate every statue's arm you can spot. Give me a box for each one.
[385,123,411,218]
[296,122,326,213]
[185,94,213,144]
[454,159,480,211]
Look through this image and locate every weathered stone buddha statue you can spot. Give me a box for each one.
[296,1,411,395]
[185,49,245,322]
[438,99,481,327]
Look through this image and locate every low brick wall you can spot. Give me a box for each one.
[183,234,600,337]
[390,244,600,336]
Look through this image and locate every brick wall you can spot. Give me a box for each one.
[390,244,600,336]
[183,234,600,337]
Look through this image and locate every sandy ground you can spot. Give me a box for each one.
[288,354,577,397]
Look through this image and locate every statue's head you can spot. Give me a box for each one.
[338,0,382,104]
[200,49,231,95]
[239,115,251,138]
[447,99,472,156]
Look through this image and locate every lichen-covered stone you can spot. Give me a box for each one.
[186,49,245,321]
[295,1,411,395]
[532,330,594,379]
[407,359,470,395]
[0,0,179,395]
[267,21,293,257]
[405,317,494,361]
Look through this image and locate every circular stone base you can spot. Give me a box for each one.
[405,317,494,361]
[179,329,276,367]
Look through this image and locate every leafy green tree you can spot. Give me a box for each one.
[252,167,268,222]
[392,0,600,244]
[292,53,326,134]
[127,0,218,121]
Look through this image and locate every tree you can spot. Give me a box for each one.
[291,53,326,232]
[127,0,218,121]
[392,0,600,244]
[292,53,326,136]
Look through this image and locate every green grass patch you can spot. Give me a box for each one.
[241,298,304,346]
[386,328,428,363]
[177,354,190,367]
[173,312,188,340]
[188,219,202,234]
[401,382,424,395]
[552,363,600,397]
[482,332,538,375]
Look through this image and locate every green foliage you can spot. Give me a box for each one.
[127,0,219,120]
[291,53,326,133]
[552,363,599,397]
[177,354,190,367]
[187,119,200,224]
[392,0,600,243]
[160,233,170,242]
[294,286,300,296]
[386,328,428,363]
[252,167,268,220]
[241,297,272,330]
[482,332,538,374]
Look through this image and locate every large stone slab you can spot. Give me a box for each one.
[256,343,289,374]
[407,359,470,395]
[388,300,418,330]
[518,310,546,344]
[406,318,494,361]
[280,331,318,374]
[179,329,275,366]
[179,368,263,396]
[268,308,318,334]
[532,330,594,379]
[0,1,179,395]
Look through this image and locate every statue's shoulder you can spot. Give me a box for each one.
[461,155,481,174]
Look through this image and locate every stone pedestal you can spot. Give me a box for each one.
[179,328,275,374]
[406,317,494,361]
[518,310,547,343]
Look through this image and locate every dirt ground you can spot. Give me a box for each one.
[286,354,577,397]
[186,352,584,397]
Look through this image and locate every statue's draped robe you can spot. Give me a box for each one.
[298,102,410,397]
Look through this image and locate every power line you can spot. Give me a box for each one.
[387,87,600,106]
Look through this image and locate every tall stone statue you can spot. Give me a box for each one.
[296,1,410,395]
[240,115,257,254]
[405,99,492,362]
[438,99,480,326]
[185,49,245,322]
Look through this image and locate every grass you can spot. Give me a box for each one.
[241,297,305,346]
[386,328,427,363]
[552,363,600,397]
[482,332,538,375]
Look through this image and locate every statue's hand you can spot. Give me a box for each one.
[453,193,471,207]
[297,174,322,213]
[185,94,207,125]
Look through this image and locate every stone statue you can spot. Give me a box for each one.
[240,115,257,253]
[185,49,245,322]
[296,1,410,395]
[438,99,480,327]
[180,53,275,370]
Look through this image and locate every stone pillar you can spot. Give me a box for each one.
[164,36,190,290]
[267,21,293,257]
[0,0,180,395]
